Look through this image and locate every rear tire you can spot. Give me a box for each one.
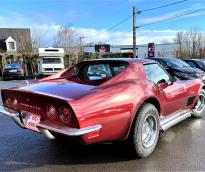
[131,103,160,158]
[192,89,205,118]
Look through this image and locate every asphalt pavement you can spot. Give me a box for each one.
[0,80,205,171]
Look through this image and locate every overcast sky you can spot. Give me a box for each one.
[1,0,205,46]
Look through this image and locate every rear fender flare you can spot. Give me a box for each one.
[124,96,161,140]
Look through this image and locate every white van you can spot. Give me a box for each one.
[38,48,65,76]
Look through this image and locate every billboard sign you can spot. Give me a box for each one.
[95,44,110,53]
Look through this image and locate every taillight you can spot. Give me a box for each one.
[47,105,57,119]
[3,68,9,73]
[60,107,72,122]
[47,105,78,128]
[5,97,12,106]
[17,67,24,73]
[5,97,17,107]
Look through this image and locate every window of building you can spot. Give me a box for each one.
[8,42,15,50]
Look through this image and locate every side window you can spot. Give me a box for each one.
[160,60,169,68]
[186,61,197,68]
[144,63,170,84]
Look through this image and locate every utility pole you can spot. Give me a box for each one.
[80,37,84,53]
[133,6,136,58]
[79,37,84,61]
[133,7,141,58]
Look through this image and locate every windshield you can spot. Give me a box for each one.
[42,57,61,64]
[163,58,190,68]
[5,63,22,68]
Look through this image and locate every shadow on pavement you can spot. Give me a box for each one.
[0,116,205,171]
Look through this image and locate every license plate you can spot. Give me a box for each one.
[9,70,17,73]
[25,113,41,132]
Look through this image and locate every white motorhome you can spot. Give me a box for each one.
[38,48,65,76]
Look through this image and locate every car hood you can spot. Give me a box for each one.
[17,79,98,100]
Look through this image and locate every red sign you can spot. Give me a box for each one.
[95,44,110,53]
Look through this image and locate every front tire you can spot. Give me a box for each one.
[192,89,205,118]
[131,103,160,158]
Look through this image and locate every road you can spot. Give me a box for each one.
[0,80,205,171]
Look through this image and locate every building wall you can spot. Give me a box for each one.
[84,43,179,57]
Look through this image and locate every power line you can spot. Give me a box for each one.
[137,8,205,28]
[83,0,188,39]
[140,0,189,12]
[91,28,133,43]
[83,14,133,39]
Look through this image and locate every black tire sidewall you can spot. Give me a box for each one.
[132,103,160,158]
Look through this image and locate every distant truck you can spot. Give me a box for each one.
[38,48,65,76]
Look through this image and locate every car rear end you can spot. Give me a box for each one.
[0,89,101,143]
[2,64,25,80]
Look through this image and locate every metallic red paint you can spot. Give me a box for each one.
[0,58,203,144]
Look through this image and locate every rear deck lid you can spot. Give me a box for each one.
[17,79,97,100]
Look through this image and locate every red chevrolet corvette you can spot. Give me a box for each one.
[1,58,205,158]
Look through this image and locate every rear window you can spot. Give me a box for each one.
[5,63,22,68]
[77,61,128,84]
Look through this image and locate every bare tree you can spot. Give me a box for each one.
[174,29,205,58]
[53,26,80,52]
[161,39,170,44]
[31,28,44,52]
[16,28,44,76]
[174,31,184,57]
[53,26,81,66]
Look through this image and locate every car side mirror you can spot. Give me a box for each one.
[170,76,177,83]
[157,79,166,85]
[157,79,168,89]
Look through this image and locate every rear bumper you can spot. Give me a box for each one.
[0,106,102,139]
[3,73,24,78]
[0,106,25,128]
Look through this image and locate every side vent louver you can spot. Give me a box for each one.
[186,96,196,106]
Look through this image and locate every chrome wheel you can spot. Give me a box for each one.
[195,93,205,113]
[141,114,157,148]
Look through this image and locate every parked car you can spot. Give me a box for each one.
[183,59,205,72]
[148,57,205,81]
[0,58,205,158]
[2,63,25,80]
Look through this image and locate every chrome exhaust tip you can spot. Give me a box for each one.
[38,127,55,140]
